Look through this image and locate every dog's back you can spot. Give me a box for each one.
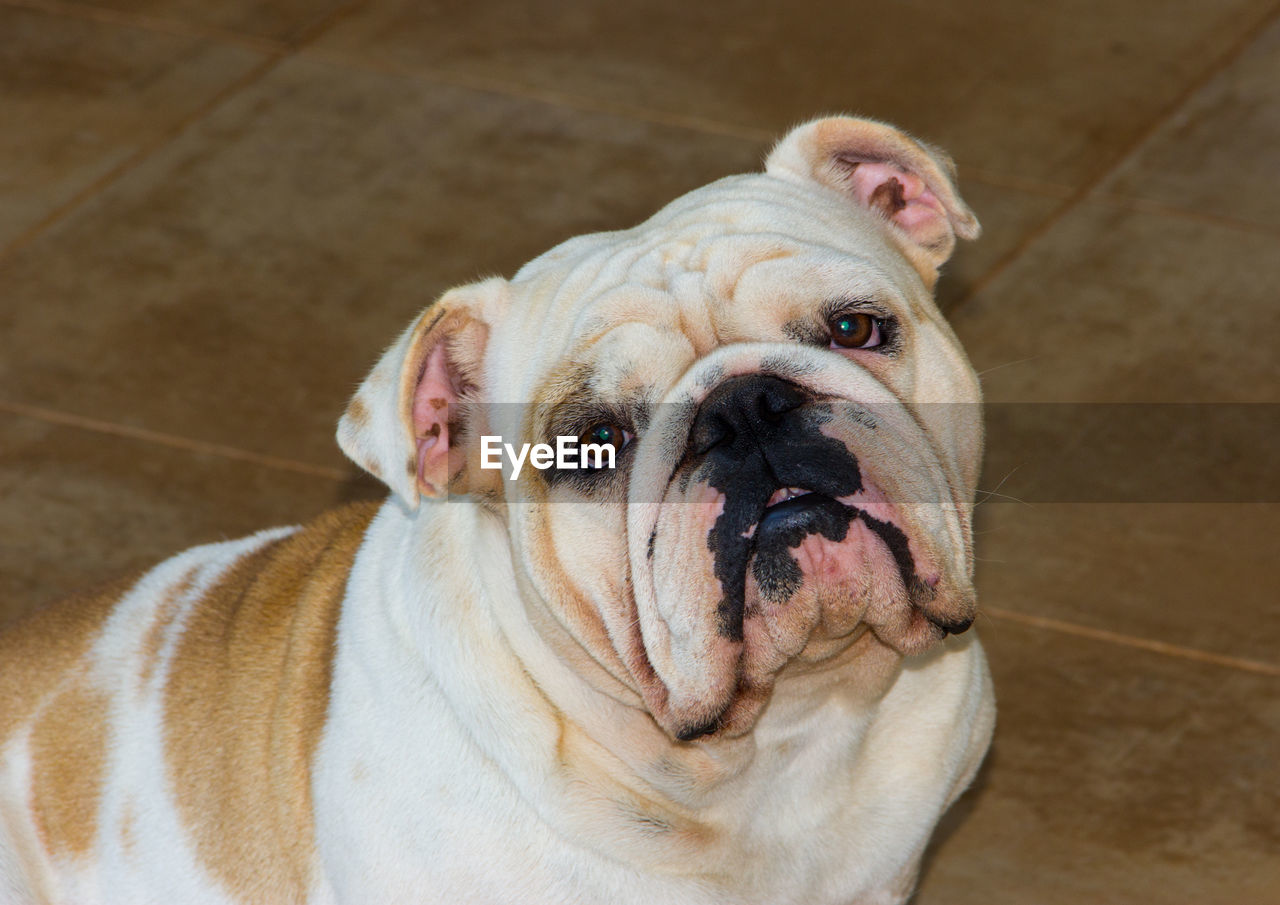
[0,502,378,905]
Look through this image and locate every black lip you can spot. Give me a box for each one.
[750,493,855,605]
[755,493,852,551]
[759,491,833,530]
[924,611,974,635]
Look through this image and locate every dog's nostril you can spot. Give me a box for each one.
[691,413,737,456]
[691,375,808,454]
[757,380,805,423]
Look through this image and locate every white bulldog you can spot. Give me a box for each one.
[0,116,995,905]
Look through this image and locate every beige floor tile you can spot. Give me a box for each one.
[0,411,381,625]
[0,4,265,250]
[0,56,765,470]
[47,0,353,42]
[953,202,1280,402]
[951,199,1278,661]
[971,502,1280,667]
[312,0,1275,188]
[915,622,1280,904]
[1104,16,1280,230]
[935,182,1061,313]
[977,401,1276,506]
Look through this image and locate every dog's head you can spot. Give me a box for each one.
[339,116,983,741]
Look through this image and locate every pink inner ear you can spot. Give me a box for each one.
[411,343,457,494]
[848,161,947,239]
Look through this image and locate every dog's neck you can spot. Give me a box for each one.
[375,498,902,798]
[335,497,919,875]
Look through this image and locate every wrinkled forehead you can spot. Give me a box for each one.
[485,172,923,400]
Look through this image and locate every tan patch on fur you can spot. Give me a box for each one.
[343,397,370,431]
[137,568,197,688]
[162,502,378,904]
[0,571,141,745]
[342,400,382,478]
[28,681,112,858]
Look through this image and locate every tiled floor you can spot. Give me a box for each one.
[2,1,1277,901]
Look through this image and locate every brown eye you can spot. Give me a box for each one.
[578,423,631,469]
[828,312,883,349]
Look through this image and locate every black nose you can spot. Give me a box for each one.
[690,375,807,456]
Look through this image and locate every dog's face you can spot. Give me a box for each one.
[339,117,983,741]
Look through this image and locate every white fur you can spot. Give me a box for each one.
[312,501,994,904]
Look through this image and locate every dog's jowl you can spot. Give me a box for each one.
[1,116,996,905]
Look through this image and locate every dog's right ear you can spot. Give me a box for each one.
[766,116,980,289]
[337,278,508,506]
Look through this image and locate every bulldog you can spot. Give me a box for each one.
[0,115,995,905]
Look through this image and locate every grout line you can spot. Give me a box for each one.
[984,606,1280,677]
[1,0,287,53]
[1090,192,1280,239]
[942,0,1280,316]
[286,0,369,47]
[0,399,350,481]
[0,0,370,270]
[1078,0,1280,203]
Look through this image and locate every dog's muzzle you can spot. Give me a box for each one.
[626,365,976,741]
[689,374,928,637]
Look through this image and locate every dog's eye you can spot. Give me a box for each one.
[828,312,884,349]
[577,422,632,469]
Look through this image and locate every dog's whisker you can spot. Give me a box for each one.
[975,356,1038,378]
[974,466,1030,508]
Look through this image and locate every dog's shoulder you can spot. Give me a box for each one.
[157,499,380,899]
[0,500,381,901]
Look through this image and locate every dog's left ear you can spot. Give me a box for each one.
[337,277,509,506]
[766,115,980,287]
